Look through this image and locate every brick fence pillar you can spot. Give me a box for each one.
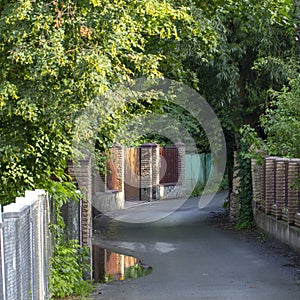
[289,159,300,225]
[264,156,276,215]
[251,159,262,203]
[68,151,92,280]
[151,143,160,200]
[114,143,124,192]
[251,158,264,216]
[175,142,185,187]
[275,158,289,220]
[140,143,153,202]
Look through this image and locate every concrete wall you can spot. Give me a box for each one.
[92,191,124,213]
[159,184,184,200]
[255,210,300,254]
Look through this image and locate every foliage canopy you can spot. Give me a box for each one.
[0,0,216,204]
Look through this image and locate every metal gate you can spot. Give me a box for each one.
[159,146,179,184]
[124,148,141,201]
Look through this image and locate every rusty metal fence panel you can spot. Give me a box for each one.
[124,147,141,201]
[159,146,179,184]
[106,148,119,191]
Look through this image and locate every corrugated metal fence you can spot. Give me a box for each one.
[185,153,212,191]
[0,190,50,300]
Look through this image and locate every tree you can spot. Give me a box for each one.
[261,74,300,158]
[0,0,217,204]
[190,0,299,225]
[193,0,299,130]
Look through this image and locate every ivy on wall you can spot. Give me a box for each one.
[236,127,255,229]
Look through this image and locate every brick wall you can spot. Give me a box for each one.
[67,152,93,279]
[251,156,300,254]
[92,145,125,213]
[252,156,300,225]
[68,153,92,249]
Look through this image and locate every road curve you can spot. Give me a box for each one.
[92,191,300,300]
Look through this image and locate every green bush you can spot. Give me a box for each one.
[236,127,255,229]
[49,240,93,299]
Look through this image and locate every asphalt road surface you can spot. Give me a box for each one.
[91,191,300,300]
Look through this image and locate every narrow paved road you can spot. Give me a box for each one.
[92,191,300,300]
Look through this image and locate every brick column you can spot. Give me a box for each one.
[68,151,92,279]
[251,159,262,203]
[251,158,263,215]
[275,158,289,220]
[176,142,185,187]
[289,159,300,226]
[264,156,277,215]
[114,143,124,192]
[251,158,264,216]
[151,143,160,200]
[261,158,266,212]
[140,143,153,202]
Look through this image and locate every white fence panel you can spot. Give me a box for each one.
[0,190,50,300]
